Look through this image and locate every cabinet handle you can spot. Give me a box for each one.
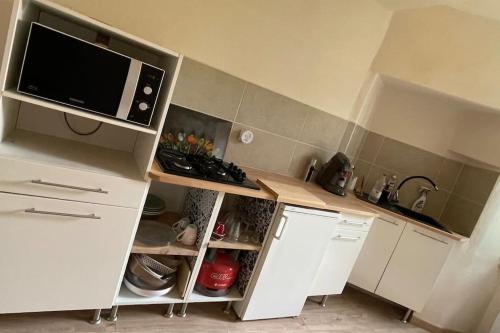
[340,220,366,226]
[378,217,399,226]
[413,230,448,245]
[274,216,288,240]
[24,208,101,220]
[31,179,108,194]
[333,234,360,241]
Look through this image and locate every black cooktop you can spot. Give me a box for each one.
[155,144,260,190]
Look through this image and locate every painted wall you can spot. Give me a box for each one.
[372,5,500,112]
[51,0,392,120]
[476,277,500,333]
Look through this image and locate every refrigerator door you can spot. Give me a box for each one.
[238,205,338,320]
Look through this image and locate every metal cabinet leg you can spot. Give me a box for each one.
[177,303,188,317]
[223,301,232,314]
[164,304,175,318]
[320,295,329,307]
[89,309,102,325]
[106,306,119,322]
[401,309,414,324]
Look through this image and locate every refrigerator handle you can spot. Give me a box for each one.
[274,215,288,240]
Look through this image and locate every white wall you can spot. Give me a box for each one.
[476,277,500,333]
[51,0,392,120]
[372,5,500,112]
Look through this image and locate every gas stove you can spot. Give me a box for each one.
[155,144,260,190]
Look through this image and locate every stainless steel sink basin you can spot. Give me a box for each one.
[356,193,452,234]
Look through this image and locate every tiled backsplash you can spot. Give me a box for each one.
[353,130,499,237]
[170,57,498,237]
[171,58,347,177]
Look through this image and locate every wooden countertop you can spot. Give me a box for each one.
[148,162,468,242]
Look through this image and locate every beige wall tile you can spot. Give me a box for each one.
[287,144,332,179]
[224,124,295,174]
[453,165,499,205]
[374,138,443,179]
[339,123,367,161]
[440,195,483,237]
[436,159,463,191]
[236,84,310,139]
[422,189,449,221]
[300,109,348,151]
[172,58,246,121]
[357,131,384,163]
[352,159,372,192]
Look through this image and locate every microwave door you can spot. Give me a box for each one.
[18,23,130,117]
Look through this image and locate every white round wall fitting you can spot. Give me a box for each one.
[239,129,254,144]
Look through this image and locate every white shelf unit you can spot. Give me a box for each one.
[189,287,244,303]
[0,0,183,180]
[113,185,278,313]
[115,283,184,306]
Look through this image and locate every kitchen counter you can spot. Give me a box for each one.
[149,163,468,242]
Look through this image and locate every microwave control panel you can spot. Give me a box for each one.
[127,63,164,126]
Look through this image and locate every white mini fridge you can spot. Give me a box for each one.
[234,204,339,320]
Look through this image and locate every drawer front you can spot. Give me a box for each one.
[0,192,138,313]
[337,212,374,232]
[0,157,147,208]
[310,229,368,296]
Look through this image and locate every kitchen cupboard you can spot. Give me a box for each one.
[348,215,405,292]
[234,205,340,320]
[309,213,373,296]
[375,223,453,312]
[0,192,139,313]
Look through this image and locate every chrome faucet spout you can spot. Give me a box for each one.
[389,176,438,204]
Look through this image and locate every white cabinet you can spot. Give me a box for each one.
[235,205,339,320]
[375,223,453,312]
[348,215,406,292]
[0,192,138,313]
[310,228,368,296]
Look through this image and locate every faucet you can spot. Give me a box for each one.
[388,176,439,204]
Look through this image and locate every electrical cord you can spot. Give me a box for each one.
[64,113,103,136]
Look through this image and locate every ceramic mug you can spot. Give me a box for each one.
[172,217,190,234]
[176,224,197,246]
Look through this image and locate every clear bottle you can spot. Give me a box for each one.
[368,174,387,203]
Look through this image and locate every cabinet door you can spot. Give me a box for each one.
[348,216,405,292]
[240,207,337,320]
[375,224,453,312]
[310,229,367,296]
[0,192,138,313]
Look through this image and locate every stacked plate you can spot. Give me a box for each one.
[142,194,166,218]
[124,254,180,297]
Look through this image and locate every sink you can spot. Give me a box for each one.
[356,193,452,234]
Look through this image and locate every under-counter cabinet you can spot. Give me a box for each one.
[348,214,455,314]
[349,215,405,292]
[309,212,374,296]
[0,192,138,313]
[375,223,453,312]
[234,205,340,320]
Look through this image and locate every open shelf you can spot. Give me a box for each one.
[208,238,262,251]
[2,90,158,135]
[114,283,184,306]
[132,211,199,256]
[188,286,244,303]
[0,129,143,179]
[132,241,198,256]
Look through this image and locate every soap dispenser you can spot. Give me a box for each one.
[411,186,431,213]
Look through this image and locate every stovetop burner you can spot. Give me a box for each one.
[155,144,260,190]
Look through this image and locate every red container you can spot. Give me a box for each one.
[195,251,240,295]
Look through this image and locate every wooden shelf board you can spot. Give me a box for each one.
[114,283,184,306]
[132,241,199,256]
[188,287,243,303]
[149,161,275,200]
[0,129,143,179]
[208,239,261,251]
[2,90,158,135]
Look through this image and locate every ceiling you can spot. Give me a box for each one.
[376,0,500,22]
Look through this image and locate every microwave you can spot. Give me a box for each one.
[18,23,164,127]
